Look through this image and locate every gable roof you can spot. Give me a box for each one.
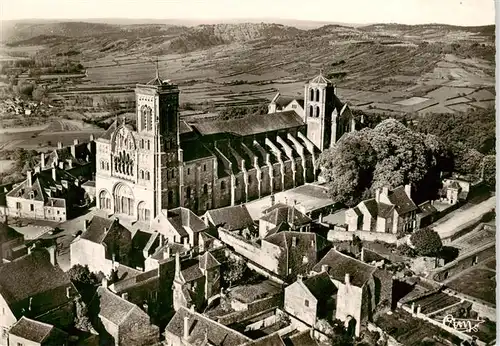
[302,272,337,301]
[0,248,72,316]
[264,231,328,253]
[80,216,118,244]
[312,249,377,287]
[165,306,251,346]
[99,120,118,141]
[206,204,254,231]
[167,207,208,236]
[260,203,311,227]
[192,111,304,137]
[9,316,67,343]
[93,287,149,326]
[198,251,220,271]
[387,186,418,214]
[310,74,332,85]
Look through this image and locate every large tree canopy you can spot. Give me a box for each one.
[319,119,451,207]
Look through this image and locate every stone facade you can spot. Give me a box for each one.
[94,72,354,220]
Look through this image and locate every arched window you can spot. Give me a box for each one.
[315,106,320,117]
[147,109,153,132]
[309,105,313,117]
[147,140,150,150]
[106,162,109,170]
[316,89,320,102]
[141,139,144,149]
[145,171,150,180]
[99,190,111,210]
[141,106,147,131]
[203,184,208,194]
[309,88,314,101]
[140,170,144,179]
[221,181,226,190]
[168,190,174,204]
[186,186,191,199]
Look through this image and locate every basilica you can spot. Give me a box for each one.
[94,71,357,222]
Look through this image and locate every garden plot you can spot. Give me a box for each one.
[425,86,475,101]
[394,97,430,106]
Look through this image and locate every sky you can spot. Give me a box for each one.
[1,0,496,26]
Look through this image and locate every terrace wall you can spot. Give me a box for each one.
[431,244,495,282]
[327,229,398,244]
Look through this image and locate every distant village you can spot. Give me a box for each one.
[0,71,495,346]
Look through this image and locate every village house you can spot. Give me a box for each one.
[268,93,304,116]
[150,207,208,249]
[311,249,393,337]
[218,227,329,282]
[0,221,26,261]
[5,165,86,222]
[0,247,77,346]
[439,178,470,205]
[202,204,255,232]
[259,203,312,238]
[345,184,418,234]
[89,286,160,346]
[172,251,221,312]
[164,306,251,346]
[284,272,337,327]
[8,316,68,346]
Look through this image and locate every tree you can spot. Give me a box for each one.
[68,264,100,302]
[32,86,47,101]
[482,155,495,188]
[222,257,246,288]
[74,297,94,332]
[319,119,449,206]
[410,228,443,257]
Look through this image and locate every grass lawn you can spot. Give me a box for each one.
[447,268,496,305]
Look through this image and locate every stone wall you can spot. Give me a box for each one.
[284,281,317,326]
[328,229,398,244]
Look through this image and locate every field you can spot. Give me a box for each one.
[446,267,496,305]
[0,160,15,173]
[0,119,104,151]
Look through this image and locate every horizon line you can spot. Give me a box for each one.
[2,17,495,27]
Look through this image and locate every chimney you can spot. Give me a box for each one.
[57,141,63,149]
[47,245,57,266]
[122,293,128,300]
[291,236,297,247]
[183,316,190,339]
[102,277,108,288]
[90,134,95,141]
[73,139,79,146]
[318,213,323,224]
[29,297,33,311]
[40,152,46,168]
[34,166,40,173]
[375,189,380,202]
[345,273,350,286]
[416,304,421,316]
[405,184,412,199]
[175,252,181,278]
[66,286,72,299]
[270,194,275,206]
[297,274,303,281]
[71,144,76,158]
[360,248,365,262]
[163,246,171,260]
[27,170,33,187]
[411,302,416,315]
[321,264,329,273]
[382,186,389,196]
[310,240,315,247]
[52,166,57,181]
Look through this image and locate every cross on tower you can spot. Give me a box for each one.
[319,68,323,75]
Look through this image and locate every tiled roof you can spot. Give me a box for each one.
[0,248,72,315]
[310,74,333,85]
[111,269,158,293]
[181,139,215,162]
[418,201,437,217]
[206,204,254,231]
[8,316,67,343]
[181,263,204,283]
[80,216,115,243]
[387,186,418,215]
[448,181,461,189]
[274,95,297,108]
[167,207,208,236]
[93,287,148,326]
[0,222,23,243]
[165,306,251,346]
[100,120,118,140]
[378,203,394,219]
[265,231,328,254]
[287,330,321,346]
[199,251,220,271]
[312,249,376,287]
[302,272,337,300]
[242,333,285,346]
[132,230,153,252]
[260,204,311,227]
[361,199,378,218]
[230,280,282,304]
[150,243,188,261]
[192,111,304,137]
